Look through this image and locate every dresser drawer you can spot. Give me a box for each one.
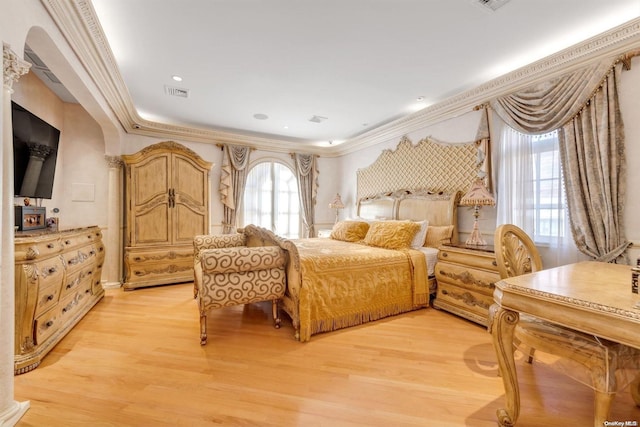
[34,306,60,346]
[59,281,93,322]
[63,244,100,275]
[35,283,61,317]
[61,265,94,300]
[435,262,497,296]
[15,240,63,262]
[124,246,194,289]
[438,248,498,271]
[60,229,103,251]
[33,256,66,290]
[434,282,494,325]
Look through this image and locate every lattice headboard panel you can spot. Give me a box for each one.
[357,136,478,199]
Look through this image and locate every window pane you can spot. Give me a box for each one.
[243,161,300,238]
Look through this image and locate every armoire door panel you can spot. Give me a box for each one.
[173,204,206,243]
[133,156,170,205]
[134,204,170,244]
[173,155,207,205]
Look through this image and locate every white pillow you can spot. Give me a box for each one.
[411,220,429,249]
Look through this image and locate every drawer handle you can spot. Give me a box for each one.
[45,320,54,328]
[48,267,57,274]
[441,252,448,257]
[99,247,104,252]
[89,250,96,256]
[87,235,92,239]
[47,243,54,249]
[492,261,497,266]
[46,294,54,301]
[65,240,71,245]
[441,289,448,295]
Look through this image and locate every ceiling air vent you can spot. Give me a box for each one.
[309,115,328,123]
[474,0,512,12]
[165,85,190,98]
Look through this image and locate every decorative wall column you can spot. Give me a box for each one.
[18,143,52,196]
[1,43,30,426]
[103,155,123,288]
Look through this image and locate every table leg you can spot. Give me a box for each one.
[489,304,520,426]
[631,373,640,407]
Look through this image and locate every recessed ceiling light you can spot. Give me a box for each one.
[283,125,289,129]
[253,113,269,120]
[416,96,424,102]
[172,75,183,82]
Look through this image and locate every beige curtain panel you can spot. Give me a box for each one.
[219,145,251,234]
[294,153,318,238]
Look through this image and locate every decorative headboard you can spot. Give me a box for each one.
[356,136,480,199]
[357,189,461,243]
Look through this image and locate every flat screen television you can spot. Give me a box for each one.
[12,101,60,200]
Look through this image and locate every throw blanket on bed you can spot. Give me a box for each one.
[289,238,429,342]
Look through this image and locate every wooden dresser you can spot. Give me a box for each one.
[14,226,105,374]
[434,243,499,326]
[122,141,212,290]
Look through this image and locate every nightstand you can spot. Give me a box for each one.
[434,243,500,326]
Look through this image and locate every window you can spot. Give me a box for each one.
[530,131,566,244]
[242,161,300,238]
[496,126,581,268]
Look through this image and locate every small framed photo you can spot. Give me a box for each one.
[47,217,59,232]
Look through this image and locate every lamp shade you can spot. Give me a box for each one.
[329,193,345,209]
[460,179,495,207]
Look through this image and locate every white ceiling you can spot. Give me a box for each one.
[49,1,640,150]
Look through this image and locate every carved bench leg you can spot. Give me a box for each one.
[200,313,207,345]
[272,299,281,329]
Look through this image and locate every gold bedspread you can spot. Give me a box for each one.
[289,238,429,342]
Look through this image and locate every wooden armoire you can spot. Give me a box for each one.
[122,141,213,290]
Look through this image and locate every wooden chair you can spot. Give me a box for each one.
[493,224,640,427]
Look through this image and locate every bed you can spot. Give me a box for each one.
[243,189,460,342]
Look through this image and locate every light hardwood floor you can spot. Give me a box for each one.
[14,283,640,427]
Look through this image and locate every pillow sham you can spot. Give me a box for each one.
[411,220,429,249]
[330,220,370,242]
[424,225,454,248]
[363,220,421,250]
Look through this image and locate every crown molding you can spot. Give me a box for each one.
[333,16,640,156]
[41,1,640,157]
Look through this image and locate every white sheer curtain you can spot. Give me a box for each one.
[494,120,585,268]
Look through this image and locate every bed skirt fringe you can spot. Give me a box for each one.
[308,301,428,337]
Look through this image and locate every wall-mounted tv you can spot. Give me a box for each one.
[12,101,60,200]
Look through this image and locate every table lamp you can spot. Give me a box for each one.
[459,178,496,245]
[329,193,344,224]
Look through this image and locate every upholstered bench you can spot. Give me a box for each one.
[193,233,286,345]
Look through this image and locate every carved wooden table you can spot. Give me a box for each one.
[490,261,640,426]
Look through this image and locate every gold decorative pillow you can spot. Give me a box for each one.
[363,220,421,250]
[330,220,370,242]
[424,225,454,248]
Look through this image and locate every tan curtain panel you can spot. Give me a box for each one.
[490,57,630,262]
[294,153,318,238]
[559,62,630,262]
[219,145,251,234]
